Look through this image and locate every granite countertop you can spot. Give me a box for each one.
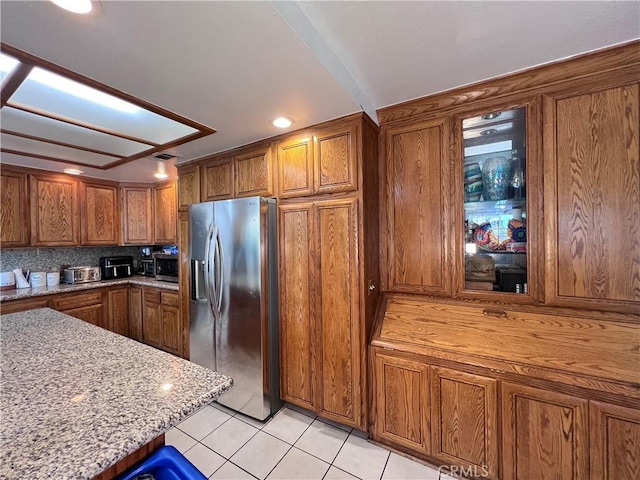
[0,275,178,302]
[0,308,233,480]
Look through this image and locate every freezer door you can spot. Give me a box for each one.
[189,202,216,372]
[213,197,273,420]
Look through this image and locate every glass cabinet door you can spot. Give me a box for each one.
[462,107,528,294]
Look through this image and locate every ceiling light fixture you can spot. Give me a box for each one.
[50,0,93,14]
[28,67,141,114]
[481,112,502,121]
[154,161,169,179]
[272,116,293,129]
[0,53,20,76]
[64,168,83,175]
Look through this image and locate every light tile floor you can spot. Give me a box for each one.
[166,401,448,480]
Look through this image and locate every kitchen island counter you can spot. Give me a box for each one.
[0,308,233,480]
[0,275,178,303]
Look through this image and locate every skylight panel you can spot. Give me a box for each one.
[0,52,20,83]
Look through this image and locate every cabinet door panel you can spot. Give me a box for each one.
[154,181,177,244]
[121,186,153,245]
[502,382,588,480]
[143,300,162,348]
[386,118,450,294]
[107,288,129,337]
[372,351,430,455]
[177,164,200,210]
[0,170,29,246]
[129,287,143,342]
[278,136,313,198]
[161,304,181,355]
[82,183,119,245]
[316,199,360,425]
[591,401,640,480]
[202,158,233,200]
[279,203,315,409]
[545,83,640,310]
[63,304,105,328]
[314,124,357,194]
[30,173,79,246]
[431,367,498,479]
[235,146,273,197]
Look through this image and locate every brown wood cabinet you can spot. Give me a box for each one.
[201,156,233,200]
[431,366,498,479]
[235,145,273,197]
[107,287,129,337]
[384,117,450,295]
[81,181,120,246]
[502,382,589,480]
[544,81,640,314]
[0,297,48,314]
[129,286,143,342]
[52,290,106,328]
[178,211,190,359]
[177,164,200,211]
[590,401,640,480]
[63,303,105,326]
[30,172,80,246]
[371,351,430,455]
[153,181,177,244]
[0,168,29,247]
[277,133,314,198]
[141,286,181,356]
[121,185,153,245]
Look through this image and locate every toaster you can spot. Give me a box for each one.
[63,266,101,284]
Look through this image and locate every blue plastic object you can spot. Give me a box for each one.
[117,445,207,480]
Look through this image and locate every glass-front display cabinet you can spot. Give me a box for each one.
[462,107,528,294]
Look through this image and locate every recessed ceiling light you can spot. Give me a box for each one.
[154,160,169,179]
[50,0,93,14]
[64,168,83,175]
[154,172,169,179]
[272,116,294,128]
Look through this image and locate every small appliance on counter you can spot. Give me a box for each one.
[153,253,179,283]
[140,258,155,277]
[99,256,134,280]
[63,267,101,284]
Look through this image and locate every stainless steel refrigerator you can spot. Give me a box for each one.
[189,196,281,420]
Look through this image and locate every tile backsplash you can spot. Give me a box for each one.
[0,246,144,273]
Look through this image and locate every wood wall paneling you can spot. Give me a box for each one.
[0,169,29,246]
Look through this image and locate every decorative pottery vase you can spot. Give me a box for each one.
[463,162,483,202]
[482,156,511,200]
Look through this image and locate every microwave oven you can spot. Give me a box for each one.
[154,253,179,283]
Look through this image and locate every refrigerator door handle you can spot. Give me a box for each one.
[191,259,205,301]
[204,224,218,319]
[214,228,224,313]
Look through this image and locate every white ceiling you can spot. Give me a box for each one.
[1,0,638,183]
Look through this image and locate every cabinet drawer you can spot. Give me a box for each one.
[51,290,103,310]
[144,288,161,304]
[1,297,49,314]
[161,291,179,307]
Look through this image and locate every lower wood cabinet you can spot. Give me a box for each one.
[61,303,105,327]
[431,367,498,479]
[590,401,640,480]
[106,287,129,337]
[52,290,106,329]
[129,286,143,341]
[502,382,589,480]
[142,288,162,349]
[141,287,181,356]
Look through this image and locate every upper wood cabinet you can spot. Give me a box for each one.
[590,401,640,480]
[201,156,233,201]
[177,163,200,211]
[277,134,314,198]
[0,169,29,247]
[121,185,153,245]
[384,117,451,295]
[502,382,589,480]
[235,145,274,198]
[30,172,80,246]
[277,120,359,199]
[80,182,120,246]
[153,181,177,244]
[544,81,640,314]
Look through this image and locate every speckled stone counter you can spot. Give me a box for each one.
[0,308,233,480]
[0,275,178,302]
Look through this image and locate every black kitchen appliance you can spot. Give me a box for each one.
[153,253,179,283]
[100,256,134,280]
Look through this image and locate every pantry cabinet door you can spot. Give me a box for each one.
[278,202,316,410]
[544,82,640,313]
[385,118,451,295]
[0,169,29,247]
[81,182,120,246]
[30,172,80,246]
